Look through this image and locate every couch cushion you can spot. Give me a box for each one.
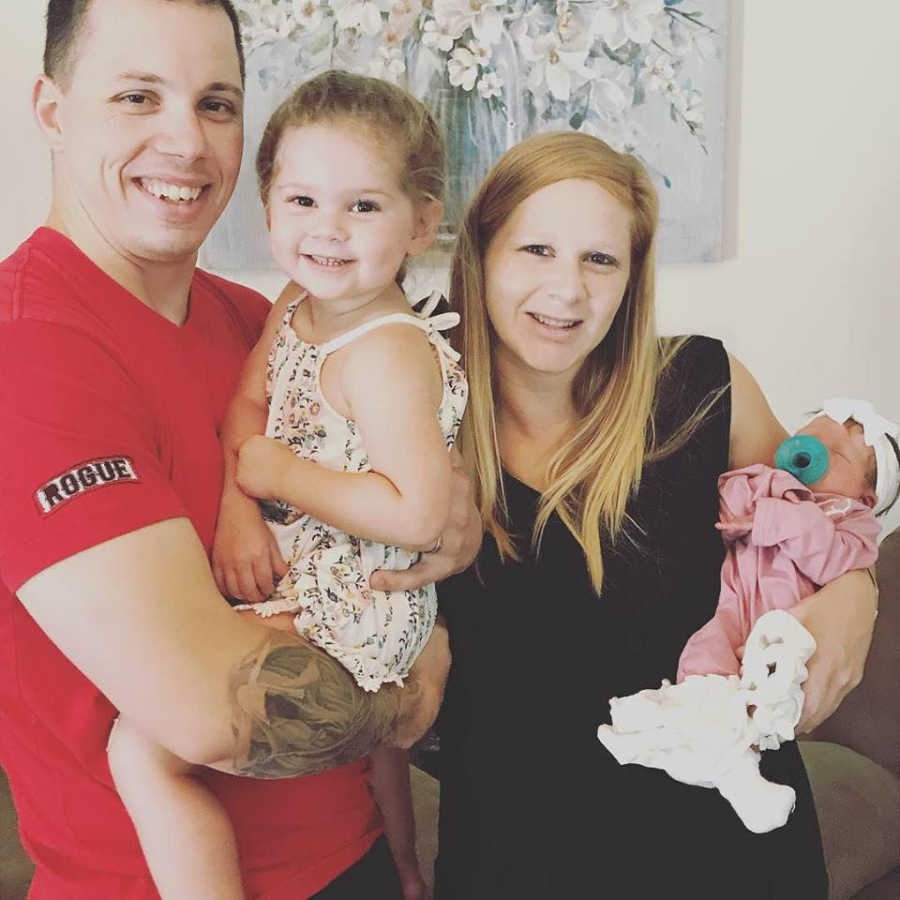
[800,741,900,900]
[809,528,900,779]
[853,867,900,900]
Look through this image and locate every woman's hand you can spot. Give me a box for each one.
[212,488,288,604]
[370,448,482,591]
[236,435,297,501]
[789,568,878,733]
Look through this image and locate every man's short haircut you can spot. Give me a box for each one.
[44,0,246,87]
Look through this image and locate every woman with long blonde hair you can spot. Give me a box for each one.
[434,131,874,897]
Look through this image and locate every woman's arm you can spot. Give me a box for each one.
[237,324,452,550]
[727,353,787,468]
[728,353,878,732]
[211,292,296,602]
[370,446,483,590]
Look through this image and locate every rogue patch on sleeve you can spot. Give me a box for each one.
[34,456,141,514]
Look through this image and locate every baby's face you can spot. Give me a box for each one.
[794,415,876,507]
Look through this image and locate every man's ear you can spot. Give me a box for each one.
[33,75,65,152]
[408,199,443,257]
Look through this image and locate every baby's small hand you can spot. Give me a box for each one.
[236,435,294,501]
[716,514,753,538]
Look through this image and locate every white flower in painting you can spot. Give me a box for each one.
[666,19,716,61]
[580,115,645,154]
[386,0,422,41]
[673,88,704,126]
[370,44,406,81]
[590,56,634,115]
[433,0,505,47]
[612,118,646,154]
[593,0,665,51]
[640,49,675,93]
[467,40,491,66]
[381,15,412,48]
[245,0,294,45]
[507,1,542,46]
[520,31,590,102]
[477,70,503,99]
[555,0,578,45]
[330,0,392,36]
[422,18,455,52]
[447,46,479,91]
[292,0,324,30]
[390,0,422,17]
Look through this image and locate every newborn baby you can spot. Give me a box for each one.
[598,398,899,833]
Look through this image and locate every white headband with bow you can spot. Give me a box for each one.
[822,397,900,516]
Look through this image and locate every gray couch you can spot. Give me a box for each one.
[798,526,900,899]
[3,529,899,899]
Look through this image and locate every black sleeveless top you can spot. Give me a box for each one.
[435,337,827,899]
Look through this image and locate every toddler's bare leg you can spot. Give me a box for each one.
[107,716,245,900]
[371,746,426,900]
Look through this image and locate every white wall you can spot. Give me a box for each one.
[1,0,51,242]
[2,1,897,533]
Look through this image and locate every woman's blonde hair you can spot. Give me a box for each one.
[451,130,692,593]
[255,69,445,283]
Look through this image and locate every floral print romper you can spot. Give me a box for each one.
[244,292,467,692]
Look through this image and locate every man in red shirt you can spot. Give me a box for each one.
[0,1,478,896]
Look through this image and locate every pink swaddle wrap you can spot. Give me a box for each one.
[677,464,879,683]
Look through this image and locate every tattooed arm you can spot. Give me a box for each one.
[18,517,445,772]
[229,627,447,776]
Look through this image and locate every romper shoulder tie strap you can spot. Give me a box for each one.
[320,291,461,361]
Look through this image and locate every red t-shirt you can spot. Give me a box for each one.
[0,229,381,898]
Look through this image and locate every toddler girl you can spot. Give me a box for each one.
[107,71,467,900]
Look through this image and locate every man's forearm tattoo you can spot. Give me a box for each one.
[229,632,402,778]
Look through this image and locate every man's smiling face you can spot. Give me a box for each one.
[47,0,244,267]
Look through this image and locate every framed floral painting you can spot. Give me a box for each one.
[200,0,730,270]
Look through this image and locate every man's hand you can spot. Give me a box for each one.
[371,448,482,591]
[790,569,877,733]
[390,621,451,749]
[212,489,288,604]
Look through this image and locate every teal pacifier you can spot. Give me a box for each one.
[774,434,829,485]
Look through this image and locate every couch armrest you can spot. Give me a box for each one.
[804,528,900,779]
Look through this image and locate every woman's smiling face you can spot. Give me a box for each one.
[483,178,632,385]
